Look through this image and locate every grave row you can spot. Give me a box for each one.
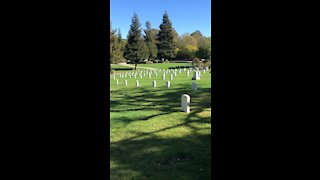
[111,68,208,81]
[115,79,198,90]
[110,66,210,79]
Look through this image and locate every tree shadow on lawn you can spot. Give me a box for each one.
[110,85,212,179]
[110,133,211,180]
[110,84,211,125]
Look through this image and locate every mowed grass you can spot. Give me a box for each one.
[110,65,211,180]
[111,64,132,69]
[136,62,192,69]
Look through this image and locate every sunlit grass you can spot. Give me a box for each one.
[110,63,211,179]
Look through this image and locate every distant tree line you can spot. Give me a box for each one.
[110,12,211,69]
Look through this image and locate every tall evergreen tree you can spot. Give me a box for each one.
[110,24,124,64]
[124,13,148,70]
[157,12,176,60]
[110,22,116,71]
[117,29,125,62]
[144,21,158,61]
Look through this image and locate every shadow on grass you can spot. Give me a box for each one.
[110,84,211,124]
[110,133,211,180]
[110,84,211,179]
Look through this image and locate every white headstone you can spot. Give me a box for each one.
[170,74,173,80]
[186,71,190,77]
[152,80,156,88]
[192,71,200,80]
[136,80,139,87]
[116,79,118,85]
[162,74,165,80]
[166,81,170,88]
[124,80,128,86]
[181,94,190,113]
[192,82,197,90]
[174,72,177,77]
[149,74,151,79]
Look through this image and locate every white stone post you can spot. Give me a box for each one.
[181,94,190,113]
[166,81,170,88]
[152,80,156,88]
[136,80,139,87]
[192,71,200,80]
[124,80,128,86]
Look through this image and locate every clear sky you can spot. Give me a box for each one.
[110,0,211,38]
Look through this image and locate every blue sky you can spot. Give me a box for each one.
[110,0,211,38]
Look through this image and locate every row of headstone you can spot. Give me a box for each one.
[115,79,198,90]
[111,67,210,82]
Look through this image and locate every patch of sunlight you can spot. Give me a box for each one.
[154,126,193,138]
[196,108,211,118]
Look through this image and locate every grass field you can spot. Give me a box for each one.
[135,62,192,69]
[110,65,211,179]
[111,62,192,70]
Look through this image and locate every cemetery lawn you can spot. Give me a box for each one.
[111,64,133,69]
[136,62,192,69]
[110,66,211,179]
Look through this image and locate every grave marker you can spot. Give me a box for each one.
[166,81,170,88]
[181,94,190,113]
[192,71,200,80]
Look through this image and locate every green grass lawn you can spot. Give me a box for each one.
[111,64,133,69]
[136,62,192,69]
[110,66,211,179]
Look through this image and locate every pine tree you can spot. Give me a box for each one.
[110,23,124,64]
[117,29,125,62]
[157,12,176,61]
[124,13,148,70]
[110,22,116,71]
[144,21,158,61]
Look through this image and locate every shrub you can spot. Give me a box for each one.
[192,58,202,67]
